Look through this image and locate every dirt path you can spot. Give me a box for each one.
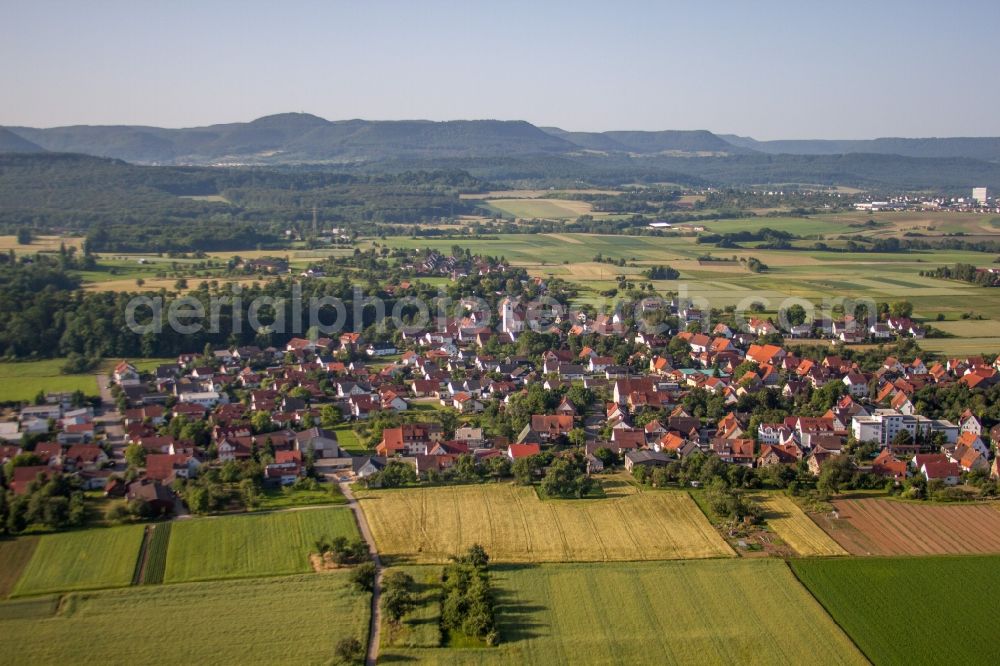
[339,481,383,666]
[132,525,154,585]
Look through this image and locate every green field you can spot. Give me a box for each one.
[163,508,359,583]
[382,559,866,665]
[0,538,38,597]
[0,574,369,664]
[12,525,145,597]
[792,556,1000,665]
[0,359,98,402]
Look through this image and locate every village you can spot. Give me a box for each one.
[3,280,999,523]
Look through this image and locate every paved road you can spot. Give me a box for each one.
[339,481,383,666]
[95,373,114,407]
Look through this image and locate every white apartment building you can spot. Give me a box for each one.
[851,409,959,447]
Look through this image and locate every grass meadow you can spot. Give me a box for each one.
[0,574,369,664]
[356,482,733,563]
[12,525,145,597]
[163,507,358,583]
[0,359,98,402]
[382,559,866,665]
[792,556,1000,665]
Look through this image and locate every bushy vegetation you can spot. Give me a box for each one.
[441,545,499,645]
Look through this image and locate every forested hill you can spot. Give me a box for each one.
[5,114,577,164]
[720,135,1000,163]
[0,128,45,153]
[0,153,484,251]
[5,114,1000,165]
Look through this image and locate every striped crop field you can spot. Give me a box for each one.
[356,483,733,563]
[758,493,847,556]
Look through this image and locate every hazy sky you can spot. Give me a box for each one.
[2,0,998,139]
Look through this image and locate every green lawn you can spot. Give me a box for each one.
[0,538,38,597]
[253,484,347,511]
[0,574,369,664]
[382,559,866,665]
[792,556,1000,665]
[12,525,145,597]
[0,359,98,402]
[164,508,359,583]
[333,425,366,454]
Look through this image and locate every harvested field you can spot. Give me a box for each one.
[356,483,733,563]
[485,198,593,220]
[814,498,1000,556]
[757,494,847,557]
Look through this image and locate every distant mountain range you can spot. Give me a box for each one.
[4,113,1000,166]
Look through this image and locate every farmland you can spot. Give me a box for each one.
[792,556,1000,665]
[0,574,369,664]
[0,359,98,402]
[12,525,145,597]
[163,507,358,583]
[378,226,1000,351]
[381,559,866,665]
[356,483,732,563]
[757,494,847,557]
[483,198,595,220]
[814,498,1000,556]
[0,538,38,597]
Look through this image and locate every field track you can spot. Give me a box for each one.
[815,498,1000,556]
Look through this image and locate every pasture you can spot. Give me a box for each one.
[0,359,98,402]
[814,498,1000,556]
[163,507,358,583]
[12,525,145,597]
[381,559,866,665]
[0,574,369,664]
[757,494,847,557]
[792,556,1000,665]
[356,483,733,563]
